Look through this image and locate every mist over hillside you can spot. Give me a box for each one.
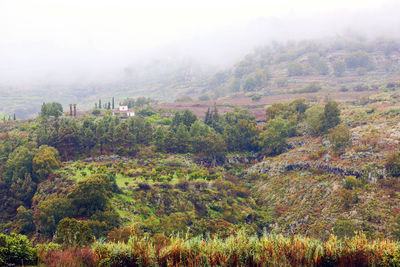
[1,0,400,118]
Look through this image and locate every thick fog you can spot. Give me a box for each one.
[0,0,399,87]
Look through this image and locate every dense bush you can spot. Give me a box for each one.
[385,152,400,177]
[328,124,352,151]
[0,233,36,266]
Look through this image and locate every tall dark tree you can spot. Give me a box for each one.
[204,107,212,125]
[321,100,340,133]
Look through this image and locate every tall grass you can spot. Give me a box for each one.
[40,231,400,266]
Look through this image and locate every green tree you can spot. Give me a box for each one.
[333,59,346,77]
[55,218,94,247]
[0,233,36,266]
[328,124,352,151]
[321,100,341,133]
[34,196,73,236]
[243,76,257,91]
[345,51,371,69]
[385,152,400,177]
[308,54,329,75]
[175,123,191,153]
[14,206,35,234]
[305,105,324,135]
[113,122,137,156]
[2,142,37,184]
[153,127,167,152]
[68,174,115,217]
[32,145,60,182]
[9,173,37,206]
[193,131,227,165]
[287,62,304,76]
[260,117,294,155]
[40,102,63,117]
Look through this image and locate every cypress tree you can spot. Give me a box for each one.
[212,103,219,122]
[205,107,211,125]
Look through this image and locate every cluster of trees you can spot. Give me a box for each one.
[202,36,398,99]
[35,115,153,159]
[6,99,344,169]
[40,102,63,117]
[1,142,60,208]
[33,174,119,238]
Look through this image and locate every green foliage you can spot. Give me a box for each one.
[260,117,294,155]
[175,95,193,102]
[320,100,341,134]
[193,130,227,164]
[171,109,197,130]
[265,98,309,122]
[92,108,101,115]
[14,206,35,234]
[40,102,63,117]
[55,218,94,247]
[89,231,400,266]
[122,96,155,108]
[328,124,351,151]
[32,145,60,182]
[251,94,261,101]
[305,105,324,135]
[223,108,260,152]
[385,152,400,177]
[34,196,73,236]
[294,83,321,94]
[198,94,210,101]
[68,174,116,217]
[308,53,329,75]
[0,233,36,266]
[288,62,307,76]
[342,176,361,190]
[345,51,371,69]
[333,218,358,239]
[333,59,346,77]
[2,142,37,184]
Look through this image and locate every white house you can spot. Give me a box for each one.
[112,105,135,118]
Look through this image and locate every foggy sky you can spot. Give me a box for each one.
[1,0,400,86]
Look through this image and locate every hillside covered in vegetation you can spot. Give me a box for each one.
[2,78,400,265]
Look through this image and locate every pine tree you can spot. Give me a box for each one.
[205,107,211,125]
[212,103,219,122]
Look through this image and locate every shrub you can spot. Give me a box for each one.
[198,94,210,101]
[0,233,37,266]
[55,218,94,247]
[175,95,193,102]
[38,247,96,267]
[294,83,321,94]
[333,218,358,239]
[333,59,346,77]
[342,176,361,190]
[138,182,152,190]
[345,51,371,69]
[288,62,305,76]
[251,94,261,101]
[385,152,400,177]
[328,124,351,151]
